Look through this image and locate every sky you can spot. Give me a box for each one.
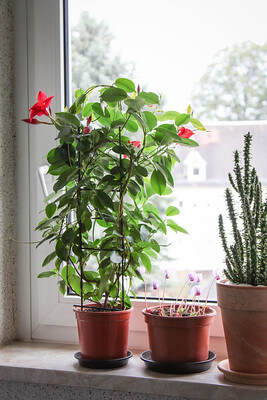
[69,0,267,111]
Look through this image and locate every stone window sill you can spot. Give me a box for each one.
[0,342,266,400]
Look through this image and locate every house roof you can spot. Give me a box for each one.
[175,122,267,184]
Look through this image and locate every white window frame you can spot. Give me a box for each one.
[15,0,225,355]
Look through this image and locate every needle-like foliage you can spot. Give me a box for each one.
[218,132,267,285]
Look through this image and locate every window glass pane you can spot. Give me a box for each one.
[67,0,267,300]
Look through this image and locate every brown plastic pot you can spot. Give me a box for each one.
[217,279,267,374]
[74,305,132,360]
[143,305,216,363]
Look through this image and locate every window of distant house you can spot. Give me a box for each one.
[66,0,267,300]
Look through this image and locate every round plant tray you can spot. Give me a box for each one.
[140,350,216,374]
[74,350,132,369]
[218,359,267,385]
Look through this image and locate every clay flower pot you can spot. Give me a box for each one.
[217,279,267,373]
[74,305,132,360]
[143,305,216,363]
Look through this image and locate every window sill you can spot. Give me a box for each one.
[0,342,266,400]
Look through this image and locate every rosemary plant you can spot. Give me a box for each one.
[219,132,267,286]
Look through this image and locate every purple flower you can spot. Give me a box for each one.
[195,273,202,283]
[213,269,223,281]
[152,280,160,290]
[137,266,146,277]
[164,269,170,279]
[192,285,202,297]
[188,272,196,282]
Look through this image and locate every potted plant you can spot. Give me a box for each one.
[217,132,267,379]
[142,270,218,369]
[23,78,205,363]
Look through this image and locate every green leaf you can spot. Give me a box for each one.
[124,98,146,112]
[58,280,66,295]
[61,228,74,245]
[155,124,182,142]
[42,251,57,267]
[45,203,56,218]
[83,271,99,281]
[55,239,68,262]
[75,88,85,99]
[101,87,128,102]
[47,148,68,165]
[68,274,82,295]
[140,253,152,273]
[150,239,160,253]
[112,145,129,155]
[143,203,159,217]
[76,93,87,106]
[157,111,180,121]
[135,165,148,177]
[115,78,135,93]
[156,163,174,187]
[110,119,125,129]
[92,102,105,117]
[38,270,56,278]
[167,219,188,234]
[143,248,158,259]
[166,206,180,216]
[175,113,191,126]
[138,92,159,105]
[96,190,114,210]
[125,118,139,133]
[190,118,205,131]
[56,112,80,127]
[82,102,93,118]
[128,180,141,196]
[142,111,157,131]
[180,137,199,147]
[98,274,110,297]
[150,170,166,195]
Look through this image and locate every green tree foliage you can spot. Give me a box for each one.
[71,12,132,96]
[192,41,267,121]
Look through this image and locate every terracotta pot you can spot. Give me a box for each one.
[143,305,216,363]
[74,305,132,360]
[217,279,267,374]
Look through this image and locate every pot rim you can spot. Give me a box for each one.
[217,278,267,290]
[73,304,133,315]
[142,305,216,319]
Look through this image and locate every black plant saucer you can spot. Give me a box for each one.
[74,350,133,369]
[140,350,216,374]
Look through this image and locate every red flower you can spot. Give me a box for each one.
[22,118,42,125]
[130,140,141,148]
[29,91,54,122]
[178,127,194,139]
[86,115,92,126]
[83,126,91,134]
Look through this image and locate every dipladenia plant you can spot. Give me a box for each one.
[23,78,205,310]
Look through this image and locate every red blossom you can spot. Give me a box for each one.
[130,140,141,148]
[137,84,141,94]
[178,127,194,139]
[29,91,54,122]
[86,115,92,126]
[83,126,91,134]
[22,118,42,125]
